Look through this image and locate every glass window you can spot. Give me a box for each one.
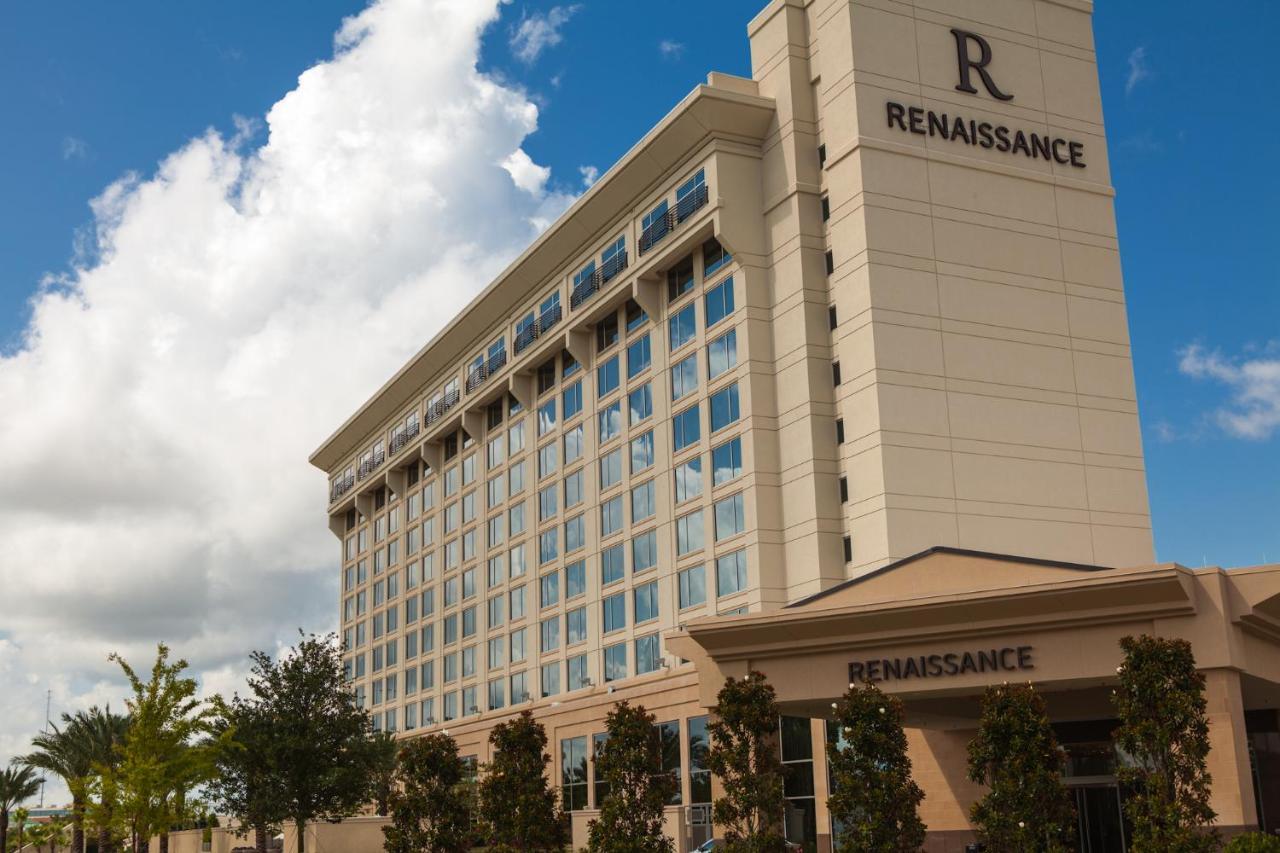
[539,484,558,521]
[566,560,586,599]
[667,255,694,302]
[600,495,624,538]
[568,654,589,690]
[632,530,658,573]
[567,606,587,645]
[669,303,696,351]
[565,513,585,553]
[539,528,559,565]
[508,421,526,455]
[489,636,505,669]
[689,716,711,804]
[672,405,701,453]
[488,594,505,628]
[511,671,529,703]
[540,616,560,652]
[563,350,581,378]
[628,383,653,425]
[603,643,627,683]
[679,564,706,609]
[487,435,505,469]
[538,442,558,479]
[510,585,527,619]
[674,456,703,503]
[599,448,623,490]
[541,661,561,697]
[671,353,698,401]
[510,544,527,578]
[601,544,625,586]
[631,480,655,524]
[634,581,659,624]
[509,460,525,495]
[598,400,623,444]
[462,605,477,638]
[602,592,626,633]
[712,437,743,486]
[537,359,557,395]
[510,626,528,662]
[630,430,654,473]
[564,424,584,465]
[677,510,704,556]
[704,276,735,327]
[703,236,731,278]
[565,469,584,508]
[488,678,506,711]
[540,572,560,608]
[707,328,737,380]
[561,737,588,812]
[596,312,619,351]
[709,383,740,433]
[509,501,526,536]
[487,475,505,509]
[562,380,583,421]
[714,493,746,540]
[597,356,620,398]
[626,334,651,379]
[717,549,748,597]
[636,635,661,676]
[625,299,648,333]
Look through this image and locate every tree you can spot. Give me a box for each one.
[826,682,925,853]
[382,733,473,853]
[12,806,31,852]
[207,695,281,852]
[477,710,567,852]
[78,706,132,853]
[1112,634,1217,852]
[111,645,217,853]
[967,683,1075,852]
[244,632,377,853]
[587,701,677,853]
[706,672,786,853]
[0,766,41,853]
[22,711,99,853]
[368,731,400,817]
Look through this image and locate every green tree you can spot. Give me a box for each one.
[1225,833,1280,853]
[967,683,1075,852]
[368,731,400,817]
[79,706,132,853]
[827,682,925,853]
[382,733,473,853]
[477,710,567,852]
[111,645,218,853]
[0,766,41,853]
[207,695,281,852]
[244,632,376,853]
[1113,634,1217,852]
[587,701,677,853]
[706,672,786,853]
[12,806,31,853]
[21,710,102,853]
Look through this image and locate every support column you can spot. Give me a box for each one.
[1203,668,1259,833]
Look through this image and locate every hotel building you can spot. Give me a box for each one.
[309,0,1280,850]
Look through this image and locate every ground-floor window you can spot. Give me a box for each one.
[780,716,817,853]
[562,736,588,811]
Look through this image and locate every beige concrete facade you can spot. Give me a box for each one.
[669,548,1280,850]
[305,0,1204,850]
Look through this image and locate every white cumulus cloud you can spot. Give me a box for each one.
[1179,343,1280,440]
[0,0,574,794]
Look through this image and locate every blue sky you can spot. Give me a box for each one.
[1,0,1275,572]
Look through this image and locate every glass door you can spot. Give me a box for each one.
[1071,784,1127,853]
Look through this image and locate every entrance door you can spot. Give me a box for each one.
[1072,784,1127,853]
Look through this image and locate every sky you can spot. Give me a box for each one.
[0,0,1276,803]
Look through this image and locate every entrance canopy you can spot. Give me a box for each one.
[666,547,1280,723]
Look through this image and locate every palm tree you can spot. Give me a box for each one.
[23,714,95,853]
[78,707,131,853]
[0,764,42,852]
[13,806,31,851]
